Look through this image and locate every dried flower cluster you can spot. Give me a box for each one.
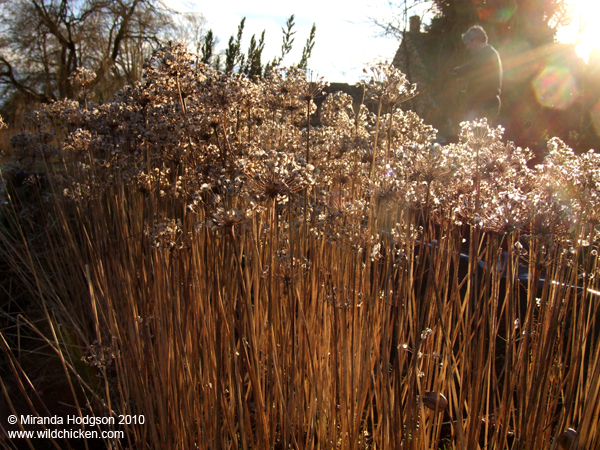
[3,43,600,450]
[7,44,600,250]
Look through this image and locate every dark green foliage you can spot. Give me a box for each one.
[200,29,216,65]
[225,15,316,78]
[298,23,317,71]
[265,14,297,74]
[388,0,600,155]
[242,31,266,78]
[225,17,246,73]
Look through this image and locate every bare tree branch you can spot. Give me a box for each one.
[0,0,174,111]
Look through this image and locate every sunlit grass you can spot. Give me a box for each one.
[1,44,599,449]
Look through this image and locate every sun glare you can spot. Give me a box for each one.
[569,0,600,62]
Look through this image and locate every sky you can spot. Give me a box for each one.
[174,0,407,83]
[174,0,599,84]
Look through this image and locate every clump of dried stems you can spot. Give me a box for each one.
[1,44,599,449]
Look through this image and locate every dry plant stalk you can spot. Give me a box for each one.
[1,45,599,450]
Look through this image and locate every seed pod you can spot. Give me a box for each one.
[422,391,448,411]
[557,428,577,449]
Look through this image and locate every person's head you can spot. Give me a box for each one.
[461,26,488,52]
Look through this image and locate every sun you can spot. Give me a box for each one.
[566,0,600,62]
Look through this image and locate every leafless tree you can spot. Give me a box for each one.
[0,0,174,108]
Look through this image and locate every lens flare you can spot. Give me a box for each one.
[501,40,537,84]
[477,3,517,23]
[532,65,579,110]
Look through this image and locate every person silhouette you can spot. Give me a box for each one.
[454,25,503,124]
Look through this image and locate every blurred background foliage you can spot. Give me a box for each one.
[383,0,600,160]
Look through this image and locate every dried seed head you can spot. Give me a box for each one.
[557,428,577,449]
[422,391,448,411]
[69,67,97,88]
